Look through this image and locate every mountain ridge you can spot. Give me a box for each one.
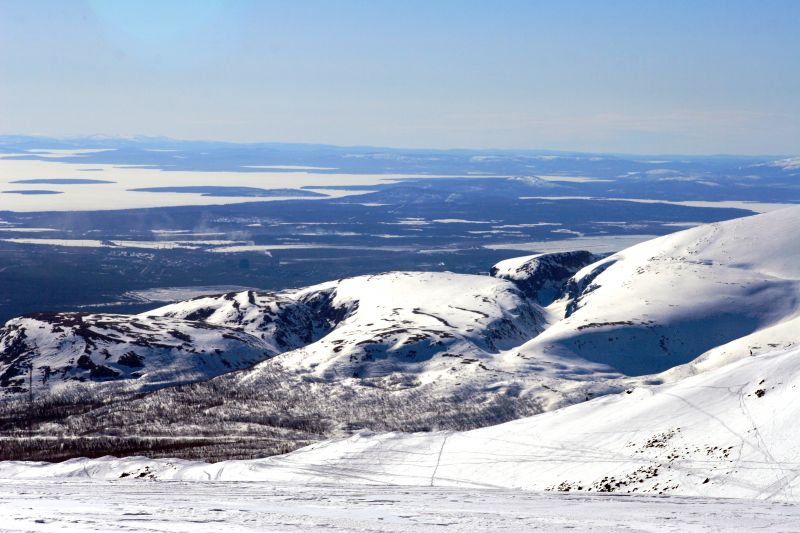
[0,206,798,464]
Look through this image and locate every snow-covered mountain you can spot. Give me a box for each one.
[143,290,322,353]
[513,206,800,377]
[0,206,798,468]
[0,271,549,401]
[490,250,603,305]
[20,341,794,501]
[0,312,277,397]
[239,271,546,385]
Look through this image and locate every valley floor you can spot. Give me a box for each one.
[1,480,799,532]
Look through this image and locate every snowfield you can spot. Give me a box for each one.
[1,480,799,532]
[514,205,800,377]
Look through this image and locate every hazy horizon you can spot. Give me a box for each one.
[0,132,795,159]
[1,0,798,155]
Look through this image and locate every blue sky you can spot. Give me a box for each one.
[1,0,798,154]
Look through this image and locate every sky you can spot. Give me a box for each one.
[0,0,798,155]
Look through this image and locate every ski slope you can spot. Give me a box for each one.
[5,343,798,502]
[1,480,798,532]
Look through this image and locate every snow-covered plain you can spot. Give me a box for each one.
[2,480,799,532]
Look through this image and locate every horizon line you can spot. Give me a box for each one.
[0,133,794,160]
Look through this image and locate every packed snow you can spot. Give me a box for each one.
[3,480,799,532]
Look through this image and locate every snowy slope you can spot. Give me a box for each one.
[7,343,799,502]
[184,271,588,430]
[0,288,325,400]
[143,290,321,354]
[181,271,609,436]
[254,343,800,502]
[158,271,552,392]
[261,271,545,384]
[514,207,800,376]
[490,250,603,305]
[0,271,552,404]
[0,312,274,397]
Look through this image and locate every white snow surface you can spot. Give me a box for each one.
[273,271,545,382]
[4,481,799,532]
[0,313,275,397]
[2,481,799,532]
[515,206,800,376]
[4,343,800,503]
